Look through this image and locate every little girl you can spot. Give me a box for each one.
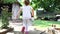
[17,0,34,34]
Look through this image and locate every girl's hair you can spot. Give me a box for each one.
[24,0,30,6]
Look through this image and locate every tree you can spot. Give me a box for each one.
[31,0,60,12]
[0,0,17,4]
[0,0,2,2]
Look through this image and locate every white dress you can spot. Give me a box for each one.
[22,5,32,19]
[21,5,33,31]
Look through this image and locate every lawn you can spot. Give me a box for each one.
[33,19,60,29]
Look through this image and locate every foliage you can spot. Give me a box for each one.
[31,0,60,12]
[0,0,17,4]
[1,6,9,29]
[0,0,3,3]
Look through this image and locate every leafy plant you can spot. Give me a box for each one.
[31,0,60,12]
[1,6,9,29]
[0,0,17,4]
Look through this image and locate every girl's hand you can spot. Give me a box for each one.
[31,16,34,17]
[31,17,34,21]
[16,15,18,18]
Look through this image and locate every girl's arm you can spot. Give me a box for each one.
[16,8,22,18]
[31,8,34,17]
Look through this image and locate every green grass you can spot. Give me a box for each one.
[33,19,60,28]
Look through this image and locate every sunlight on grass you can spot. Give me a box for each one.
[33,19,60,28]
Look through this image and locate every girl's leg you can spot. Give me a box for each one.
[22,19,31,34]
[25,19,33,34]
[28,19,32,26]
[25,19,30,34]
[21,26,25,34]
[21,19,26,34]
